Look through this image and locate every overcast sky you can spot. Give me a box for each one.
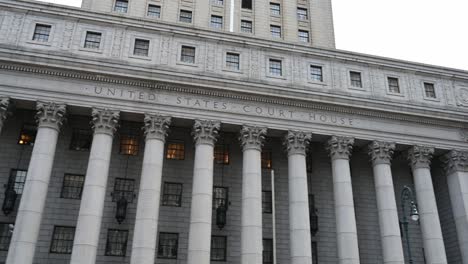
[35,0,468,71]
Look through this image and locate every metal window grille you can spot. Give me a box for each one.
[162,182,183,206]
[350,71,362,87]
[166,141,185,159]
[50,226,75,254]
[241,0,252,9]
[213,187,228,209]
[261,151,273,169]
[424,82,436,98]
[298,30,309,42]
[179,10,193,23]
[61,174,85,199]
[7,169,27,195]
[147,4,161,18]
[120,134,140,156]
[241,20,252,33]
[312,241,318,264]
[133,39,150,56]
[211,15,223,29]
[113,178,135,203]
[18,124,36,146]
[0,223,12,251]
[262,239,273,264]
[388,77,400,93]
[70,128,92,151]
[180,46,195,64]
[114,0,128,13]
[270,3,280,15]
[310,65,323,82]
[262,191,272,213]
[297,8,308,20]
[84,31,102,49]
[210,236,227,261]
[214,144,230,164]
[158,232,178,259]
[270,25,281,38]
[105,229,128,256]
[32,24,51,42]
[211,0,223,5]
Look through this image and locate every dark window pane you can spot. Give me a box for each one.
[0,223,13,251]
[50,226,75,254]
[70,128,92,151]
[241,0,252,9]
[210,236,227,261]
[261,151,272,169]
[180,46,196,64]
[350,71,362,88]
[33,24,51,42]
[113,178,135,203]
[158,233,178,259]
[18,124,36,146]
[61,174,85,199]
[7,169,27,195]
[214,144,230,164]
[262,191,272,213]
[162,182,183,207]
[134,39,150,56]
[388,77,400,93]
[84,31,102,49]
[424,82,436,98]
[263,239,273,264]
[105,229,128,256]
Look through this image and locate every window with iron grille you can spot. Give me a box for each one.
[225,53,240,71]
[261,151,272,169]
[180,46,196,64]
[262,191,272,213]
[0,223,12,251]
[32,24,51,42]
[114,0,128,13]
[270,3,280,15]
[424,82,436,98]
[310,65,323,82]
[211,236,227,261]
[113,178,135,203]
[120,124,141,155]
[211,15,223,29]
[214,144,230,164]
[7,169,27,195]
[350,71,362,88]
[212,0,223,5]
[166,141,185,160]
[70,128,92,151]
[179,10,193,23]
[298,30,309,42]
[312,241,318,264]
[61,174,85,199]
[158,232,178,259]
[147,4,161,18]
[388,77,400,93]
[50,226,75,254]
[84,31,102,49]
[263,239,273,264]
[213,187,228,210]
[297,7,308,20]
[133,39,150,56]
[18,124,36,146]
[105,229,128,256]
[162,182,183,207]
[241,0,252,9]
[270,25,281,38]
[241,20,252,33]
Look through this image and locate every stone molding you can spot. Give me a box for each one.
[326,136,354,160]
[407,146,435,169]
[192,119,221,146]
[239,125,267,151]
[91,108,120,136]
[441,150,468,174]
[35,101,66,131]
[143,114,171,142]
[368,141,396,165]
[284,130,312,156]
[0,97,9,124]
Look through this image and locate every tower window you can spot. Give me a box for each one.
[210,15,223,29]
[179,10,193,23]
[158,233,179,259]
[297,7,308,20]
[50,226,75,254]
[210,236,227,261]
[298,30,309,42]
[241,0,252,9]
[147,4,161,18]
[350,71,362,88]
[105,229,128,256]
[388,77,400,93]
[424,82,436,98]
[84,31,102,49]
[32,24,51,42]
[133,39,150,57]
[180,46,196,64]
[114,0,128,13]
[270,3,280,15]
[270,25,281,38]
[310,65,323,82]
[241,20,253,33]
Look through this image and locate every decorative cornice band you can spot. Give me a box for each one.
[441,150,468,175]
[91,108,120,136]
[368,141,396,165]
[143,114,171,142]
[239,125,267,151]
[284,131,312,156]
[327,136,354,160]
[36,101,66,131]
[408,146,435,170]
[192,119,221,146]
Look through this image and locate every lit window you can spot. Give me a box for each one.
[269,59,282,77]
[114,0,128,13]
[70,128,92,151]
[424,82,436,98]
[0,223,13,251]
[214,144,230,164]
[210,15,223,29]
[388,77,400,93]
[162,182,183,207]
[50,226,75,254]
[262,191,272,213]
[350,71,362,88]
[270,3,280,15]
[7,169,27,195]
[166,141,185,160]
[84,31,102,49]
[270,25,281,38]
[179,10,193,23]
[180,46,196,64]
[147,4,161,18]
[263,239,273,264]
[61,174,85,199]
[213,187,228,210]
[312,242,318,264]
[158,233,178,259]
[210,236,227,261]
[32,24,51,42]
[298,30,309,42]
[112,178,135,203]
[241,0,252,9]
[212,0,223,5]
[241,20,253,33]
[310,65,323,82]
[225,53,240,71]
[262,151,273,169]
[297,7,308,20]
[133,39,150,57]
[18,124,36,145]
[105,229,128,256]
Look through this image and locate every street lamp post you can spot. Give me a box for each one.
[400,185,419,264]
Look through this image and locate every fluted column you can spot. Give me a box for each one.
[408,146,447,264]
[284,131,313,264]
[240,125,267,264]
[6,102,66,264]
[326,136,360,264]
[130,115,171,264]
[0,97,9,134]
[187,120,221,264]
[442,150,468,264]
[368,141,404,264]
[70,109,119,264]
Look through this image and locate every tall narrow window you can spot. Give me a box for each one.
[158,233,179,259]
[7,169,27,195]
[310,65,323,82]
[0,223,13,251]
[261,151,273,169]
[50,226,75,254]
[210,236,227,261]
[213,187,228,209]
[270,3,280,15]
[162,182,183,207]
[112,178,135,203]
[120,124,140,155]
[179,10,193,23]
[298,30,309,42]
[105,229,128,256]
[312,242,318,264]
[166,141,185,160]
[241,0,252,9]
[84,31,102,49]
[297,7,308,20]
[350,71,362,88]
[263,239,273,264]
[210,15,223,29]
[262,191,272,213]
[114,0,128,13]
[69,128,92,151]
[241,20,253,33]
[147,4,161,17]
[61,174,85,199]
[270,25,281,38]
[133,39,150,57]
[225,53,240,71]
[388,77,400,93]
[18,124,36,145]
[424,82,436,98]
[32,24,51,42]
[180,46,196,64]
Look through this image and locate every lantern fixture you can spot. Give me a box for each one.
[2,188,17,216]
[216,204,227,229]
[115,196,128,224]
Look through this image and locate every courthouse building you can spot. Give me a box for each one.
[0,0,468,263]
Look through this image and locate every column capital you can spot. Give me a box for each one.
[192,119,221,146]
[441,150,468,174]
[143,114,171,142]
[36,101,66,131]
[407,145,434,169]
[326,136,354,160]
[239,125,267,151]
[91,108,120,136]
[368,141,396,165]
[284,130,312,156]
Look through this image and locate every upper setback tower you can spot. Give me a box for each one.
[80,0,336,48]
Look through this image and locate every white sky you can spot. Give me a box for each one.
[35,0,468,71]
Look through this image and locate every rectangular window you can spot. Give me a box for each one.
[162,182,183,207]
[32,24,51,42]
[388,77,400,93]
[424,82,436,98]
[213,187,228,210]
[210,15,223,29]
[297,7,308,20]
[269,59,282,77]
[70,128,92,151]
[298,30,309,42]
[105,229,128,256]
[0,223,13,251]
[312,241,318,264]
[50,226,75,254]
[114,0,128,13]
[214,144,230,164]
[212,0,223,5]
[18,124,36,146]
[310,65,323,82]
[112,178,135,203]
[158,233,178,259]
[166,141,185,160]
[61,174,85,199]
[261,151,273,169]
[133,39,150,57]
[270,3,280,15]
[241,20,253,33]
[263,239,273,264]
[262,191,272,213]
[7,169,27,195]
[211,236,227,261]
[179,10,193,23]
[147,4,161,17]
[241,0,252,9]
[270,25,281,38]
[84,31,102,49]
[120,134,140,155]
[180,46,196,64]
[225,53,240,71]
[350,71,362,88]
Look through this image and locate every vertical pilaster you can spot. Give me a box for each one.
[239,125,267,264]
[70,108,119,264]
[0,97,9,134]
[282,0,298,42]
[6,102,66,264]
[408,146,447,264]
[254,0,270,38]
[309,0,335,48]
[326,136,360,264]
[130,114,171,264]
[187,120,221,264]
[368,141,404,264]
[284,131,313,264]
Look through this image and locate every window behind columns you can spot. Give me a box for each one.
[261,151,273,169]
[158,233,179,259]
[105,229,128,256]
[162,182,183,207]
[262,239,273,264]
[214,144,230,165]
[213,187,228,209]
[119,123,141,156]
[60,174,85,199]
[7,169,27,195]
[17,124,36,146]
[262,191,272,213]
[210,236,227,261]
[166,141,185,160]
[0,223,13,251]
[69,128,92,151]
[312,241,318,264]
[112,178,135,203]
[50,226,75,254]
